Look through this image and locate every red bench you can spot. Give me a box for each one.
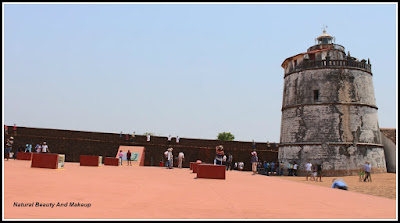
[80,155,102,167]
[190,162,196,170]
[197,164,226,179]
[31,153,63,169]
[192,162,202,173]
[16,152,33,160]
[104,157,120,166]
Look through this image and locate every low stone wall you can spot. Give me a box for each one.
[5,126,278,171]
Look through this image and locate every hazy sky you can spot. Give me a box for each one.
[3,3,397,142]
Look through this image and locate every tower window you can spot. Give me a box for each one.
[314,90,319,101]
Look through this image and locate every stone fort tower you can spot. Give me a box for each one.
[278,29,386,176]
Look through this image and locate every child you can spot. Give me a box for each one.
[358,167,365,182]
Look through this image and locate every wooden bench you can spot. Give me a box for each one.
[80,155,102,167]
[197,164,226,179]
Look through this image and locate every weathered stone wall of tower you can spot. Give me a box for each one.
[278,145,386,176]
[281,68,381,144]
[279,43,386,176]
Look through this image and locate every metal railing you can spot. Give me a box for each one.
[286,59,372,75]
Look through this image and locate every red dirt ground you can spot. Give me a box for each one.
[3,160,397,220]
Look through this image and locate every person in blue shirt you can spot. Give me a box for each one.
[25,143,32,153]
[331,178,348,190]
[363,161,372,182]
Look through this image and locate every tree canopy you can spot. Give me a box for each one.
[217,132,235,141]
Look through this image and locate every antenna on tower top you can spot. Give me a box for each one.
[322,25,328,33]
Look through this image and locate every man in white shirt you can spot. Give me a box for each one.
[293,161,298,176]
[305,161,312,181]
[177,151,185,168]
[41,142,50,153]
[176,136,180,144]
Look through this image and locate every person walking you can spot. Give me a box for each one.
[127,150,132,166]
[293,161,298,176]
[311,163,318,181]
[364,161,372,182]
[177,151,185,168]
[251,151,258,175]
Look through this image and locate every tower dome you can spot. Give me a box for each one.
[315,27,335,45]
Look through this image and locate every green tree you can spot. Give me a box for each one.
[217,132,235,141]
[143,132,155,136]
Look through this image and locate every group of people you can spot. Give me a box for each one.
[305,161,323,182]
[213,145,235,170]
[260,161,284,176]
[359,161,372,182]
[4,136,50,160]
[118,150,133,166]
[33,142,50,153]
[163,147,185,169]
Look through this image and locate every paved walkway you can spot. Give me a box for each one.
[3,160,397,220]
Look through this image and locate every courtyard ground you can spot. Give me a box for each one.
[3,160,397,220]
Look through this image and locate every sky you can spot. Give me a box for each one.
[3,3,398,142]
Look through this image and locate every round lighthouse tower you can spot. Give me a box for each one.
[278,28,386,176]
